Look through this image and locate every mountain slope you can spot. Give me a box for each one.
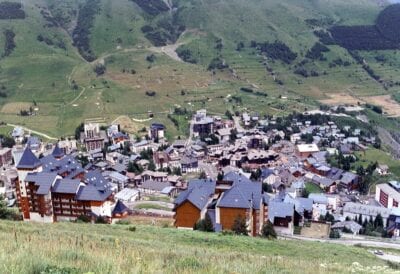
[0,0,399,138]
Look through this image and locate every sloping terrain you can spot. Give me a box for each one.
[0,0,399,138]
[0,220,394,273]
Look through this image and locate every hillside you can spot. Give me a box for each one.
[0,220,394,273]
[0,0,399,139]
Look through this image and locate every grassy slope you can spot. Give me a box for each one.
[0,220,393,273]
[0,0,399,138]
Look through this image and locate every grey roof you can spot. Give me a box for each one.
[331,221,362,233]
[52,143,64,158]
[308,193,328,204]
[343,202,391,218]
[25,172,58,195]
[175,179,216,210]
[52,179,81,194]
[312,176,335,187]
[268,201,294,223]
[109,171,129,182]
[17,148,42,169]
[340,172,358,185]
[84,170,112,192]
[141,180,169,191]
[76,184,112,201]
[41,154,83,178]
[219,172,262,210]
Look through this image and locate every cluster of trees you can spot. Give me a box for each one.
[167,114,179,129]
[313,30,335,45]
[353,214,385,236]
[329,58,351,68]
[293,67,321,78]
[0,2,25,19]
[131,0,169,16]
[328,151,356,171]
[2,29,16,58]
[305,42,330,60]
[176,48,197,64]
[140,15,185,47]
[145,90,157,96]
[208,57,228,71]
[0,196,20,220]
[72,0,100,61]
[356,162,378,195]
[0,85,8,98]
[255,40,297,64]
[146,54,156,63]
[0,134,15,148]
[37,34,66,50]
[93,64,106,76]
[40,9,59,28]
[366,104,383,114]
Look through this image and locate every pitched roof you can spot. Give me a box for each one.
[25,172,58,195]
[76,184,112,201]
[268,201,294,223]
[112,200,130,215]
[52,143,64,158]
[52,179,81,194]
[175,179,216,210]
[17,148,42,169]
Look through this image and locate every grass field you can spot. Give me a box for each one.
[0,0,399,140]
[305,182,323,194]
[355,148,400,178]
[0,220,395,273]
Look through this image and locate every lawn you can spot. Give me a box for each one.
[355,148,400,178]
[0,220,393,273]
[135,203,172,211]
[305,182,323,194]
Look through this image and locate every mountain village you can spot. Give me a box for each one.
[1,108,399,240]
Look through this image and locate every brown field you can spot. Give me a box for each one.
[361,95,400,117]
[1,102,32,114]
[112,115,144,133]
[319,93,361,106]
[107,66,212,94]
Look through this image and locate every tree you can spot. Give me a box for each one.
[217,172,224,181]
[261,221,277,239]
[194,214,214,232]
[0,195,20,220]
[199,171,207,179]
[374,214,384,229]
[232,215,248,236]
[329,229,341,239]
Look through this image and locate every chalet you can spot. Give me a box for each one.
[12,127,24,143]
[174,179,216,228]
[115,188,139,203]
[109,171,129,191]
[339,172,359,191]
[268,201,294,235]
[141,170,168,182]
[153,151,170,170]
[180,156,199,174]
[376,165,389,176]
[296,144,319,157]
[82,123,107,152]
[26,136,41,153]
[149,123,165,141]
[193,110,214,138]
[216,128,231,143]
[111,200,130,222]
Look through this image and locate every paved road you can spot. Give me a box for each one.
[375,253,400,263]
[233,116,244,133]
[199,160,218,179]
[282,235,400,250]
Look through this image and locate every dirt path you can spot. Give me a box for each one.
[7,123,57,140]
[148,43,184,62]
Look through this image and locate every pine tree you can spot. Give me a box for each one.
[261,221,277,239]
[232,215,248,236]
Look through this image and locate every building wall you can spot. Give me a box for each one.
[175,201,200,228]
[218,207,247,231]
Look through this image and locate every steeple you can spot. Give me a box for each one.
[52,143,64,159]
[16,147,42,170]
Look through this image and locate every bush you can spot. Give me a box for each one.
[95,217,108,224]
[329,230,341,239]
[194,214,214,232]
[115,220,131,225]
[261,221,277,239]
[2,29,16,58]
[76,215,91,223]
[94,64,106,76]
[232,215,248,236]
[145,90,156,96]
[128,226,136,232]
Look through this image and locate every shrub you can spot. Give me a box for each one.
[128,226,136,232]
[95,217,108,224]
[93,64,106,76]
[194,214,214,232]
[115,220,131,225]
[76,215,91,223]
[145,90,156,96]
[329,229,341,239]
[232,215,248,236]
[261,221,277,239]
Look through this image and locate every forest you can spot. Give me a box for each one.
[130,0,169,16]
[330,4,400,51]
[0,2,25,20]
[72,0,100,61]
[256,41,297,64]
